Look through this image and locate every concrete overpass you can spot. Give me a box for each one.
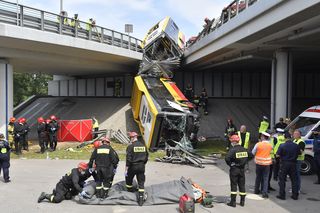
[183,0,320,128]
[0,0,143,136]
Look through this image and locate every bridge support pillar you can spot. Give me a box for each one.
[270,50,292,129]
[0,60,13,139]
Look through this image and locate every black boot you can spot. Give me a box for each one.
[101,189,109,201]
[240,195,245,207]
[138,192,145,206]
[227,194,236,207]
[38,192,51,203]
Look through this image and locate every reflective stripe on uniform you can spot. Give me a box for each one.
[97,148,110,154]
[134,146,146,152]
[138,189,145,192]
[126,185,133,188]
[239,192,246,196]
[103,187,109,190]
[50,195,54,202]
[231,191,237,195]
[1,148,7,153]
[96,186,103,189]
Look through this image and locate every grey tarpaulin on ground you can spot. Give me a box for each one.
[77,177,195,205]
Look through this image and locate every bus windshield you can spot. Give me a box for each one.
[286,116,320,136]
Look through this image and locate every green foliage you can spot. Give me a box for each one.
[13,72,52,106]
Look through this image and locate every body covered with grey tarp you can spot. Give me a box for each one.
[78,177,194,205]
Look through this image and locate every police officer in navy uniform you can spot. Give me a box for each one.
[312,127,320,184]
[0,133,11,183]
[89,137,119,200]
[225,134,251,207]
[276,132,300,200]
[125,132,149,206]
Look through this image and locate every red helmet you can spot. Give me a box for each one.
[50,115,57,120]
[128,132,138,138]
[78,162,88,170]
[38,117,45,123]
[19,117,26,123]
[9,117,16,123]
[100,137,111,143]
[46,119,51,124]
[93,140,102,148]
[230,135,240,143]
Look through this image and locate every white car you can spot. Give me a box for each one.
[285,106,320,175]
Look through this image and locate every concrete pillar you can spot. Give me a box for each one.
[0,60,13,139]
[270,50,292,129]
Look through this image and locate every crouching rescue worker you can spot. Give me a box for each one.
[89,137,119,200]
[225,135,250,207]
[37,117,47,153]
[125,132,149,206]
[0,133,11,183]
[38,162,92,203]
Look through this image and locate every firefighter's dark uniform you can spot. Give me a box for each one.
[89,144,119,199]
[38,122,47,153]
[22,122,30,151]
[126,139,148,205]
[276,140,300,200]
[225,144,250,207]
[38,168,92,203]
[0,138,11,182]
[48,121,59,151]
[13,122,25,154]
[184,86,194,101]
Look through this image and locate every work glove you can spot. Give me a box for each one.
[88,168,94,174]
[80,190,90,199]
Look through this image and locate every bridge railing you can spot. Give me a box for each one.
[187,0,258,47]
[0,0,142,52]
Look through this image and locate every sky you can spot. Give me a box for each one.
[9,0,230,39]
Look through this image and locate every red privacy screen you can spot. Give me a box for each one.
[57,119,93,142]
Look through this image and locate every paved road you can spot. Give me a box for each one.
[0,159,319,213]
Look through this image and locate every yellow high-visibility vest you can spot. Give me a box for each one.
[294,138,305,161]
[273,135,285,157]
[237,131,250,149]
[259,121,269,133]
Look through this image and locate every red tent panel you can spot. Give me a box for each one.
[58,119,93,142]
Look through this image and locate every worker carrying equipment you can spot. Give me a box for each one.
[225,134,251,207]
[125,131,149,206]
[88,137,119,200]
[38,162,94,203]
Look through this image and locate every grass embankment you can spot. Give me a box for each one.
[10,139,226,160]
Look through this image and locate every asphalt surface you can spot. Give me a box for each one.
[0,159,319,213]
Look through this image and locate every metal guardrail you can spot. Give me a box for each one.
[187,0,258,47]
[0,0,142,52]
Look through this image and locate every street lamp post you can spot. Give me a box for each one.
[60,0,63,13]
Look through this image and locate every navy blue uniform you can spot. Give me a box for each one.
[0,139,11,182]
[276,140,300,199]
[313,135,320,183]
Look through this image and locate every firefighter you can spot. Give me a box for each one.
[184,83,194,101]
[48,115,59,151]
[37,117,47,154]
[88,137,119,200]
[125,131,149,206]
[276,132,300,200]
[225,118,237,150]
[0,133,11,183]
[114,79,121,97]
[13,118,26,155]
[252,132,273,198]
[293,130,305,192]
[192,95,200,111]
[45,119,51,149]
[22,118,30,151]
[199,88,209,115]
[7,117,16,148]
[313,128,320,184]
[225,135,250,207]
[258,116,269,137]
[92,116,99,139]
[272,128,286,181]
[38,162,93,203]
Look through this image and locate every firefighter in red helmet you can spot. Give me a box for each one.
[37,117,47,153]
[48,115,59,151]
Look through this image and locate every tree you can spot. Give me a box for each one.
[13,73,52,106]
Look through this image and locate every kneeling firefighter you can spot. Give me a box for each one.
[125,132,149,206]
[225,135,251,207]
[38,162,93,203]
[89,137,119,200]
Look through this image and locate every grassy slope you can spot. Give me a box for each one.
[10,140,226,160]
